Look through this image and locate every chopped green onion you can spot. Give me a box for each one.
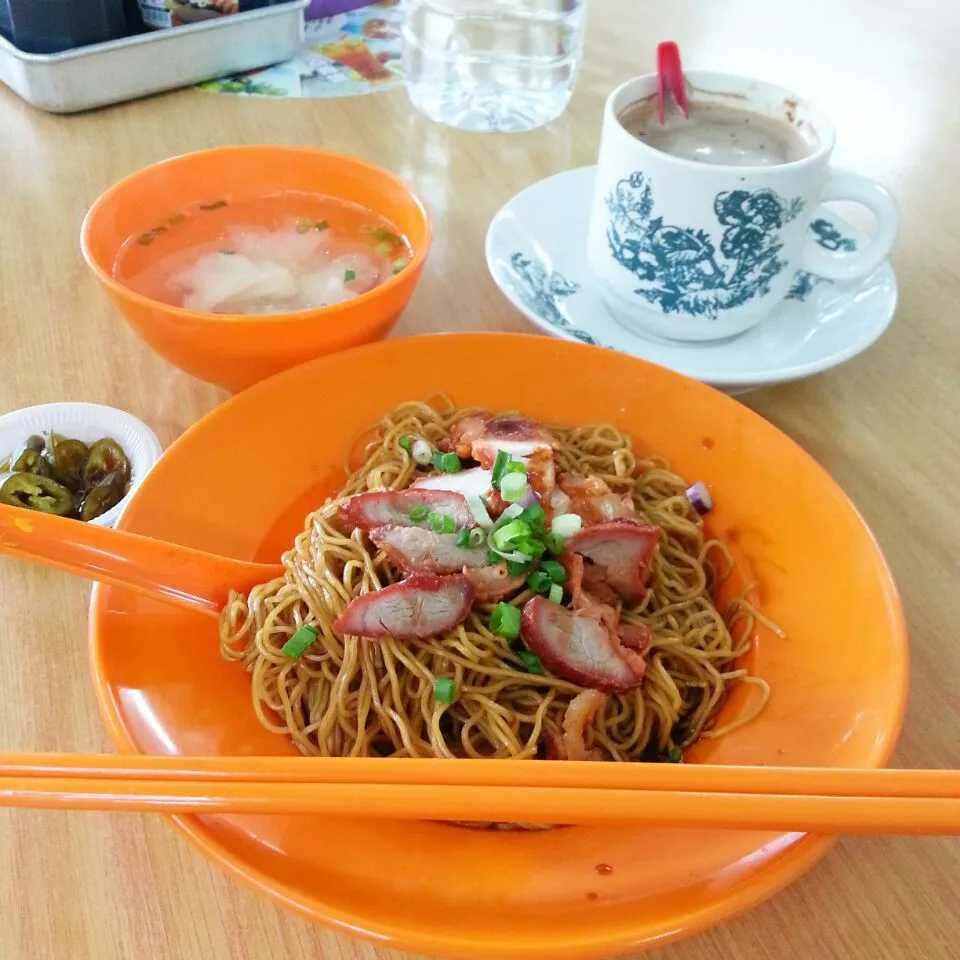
[315,220,329,231]
[668,747,683,763]
[545,533,567,556]
[504,460,527,477]
[409,504,429,522]
[489,602,521,640]
[518,650,545,675]
[548,583,564,604]
[516,538,546,559]
[491,450,511,487]
[468,527,485,547]
[344,269,356,282]
[281,624,319,658]
[487,550,501,564]
[506,559,530,576]
[541,560,566,583]
[551,513,583,538]
[433,677,457,704]
[392,256,410,275]
[411,438,433,466]
[495,503,525,526]
[432,451,461,473]
[428,511,456,534]
[456,528,471,547]
[500,472,528,503]
[526,570,553,595]
[399,436,412,452]
[519,503,545,525]
[372,228,403,246]
[492,520,530,551]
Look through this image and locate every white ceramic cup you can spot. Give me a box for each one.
[586,72,900,341]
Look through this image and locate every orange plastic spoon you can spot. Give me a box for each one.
[0,503,282,616]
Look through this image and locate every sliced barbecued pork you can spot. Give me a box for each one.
[519,596,646,693]
[562,519,660,605]
[331,489,474,534]
[334,573,475,640]
[370,526,487,573]
[370,526,524,602]
[443,414,559,465]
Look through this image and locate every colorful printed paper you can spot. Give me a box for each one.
[198,0,404,99]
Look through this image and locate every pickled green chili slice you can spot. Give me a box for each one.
[83,438,131,487]
[79,471,126,522]
[47,438,89,493]
[12,444,50,476]
[0,473,74,516]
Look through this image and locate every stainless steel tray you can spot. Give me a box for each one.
[0,1,307,114]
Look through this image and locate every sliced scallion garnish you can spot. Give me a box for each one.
[544,533,566,556]
[550,513,583,539]
[491,450,511,487]
[432,451,461,474]
[468,527,485,547]
[526,570,553,595]
[492,520,530,551]
[433,677,457,704]
[489,602,521,640]
[281,624,319,658]
[428,511,456,534]
[540,560,565,583]
[500,472,527,503]
[518,650,545,675]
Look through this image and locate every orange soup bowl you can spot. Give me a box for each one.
[88,334,907,959]
[80,146,431,392]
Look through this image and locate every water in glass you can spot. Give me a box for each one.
[402,0,588,133]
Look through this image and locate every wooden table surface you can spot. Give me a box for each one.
[1,0,959,957]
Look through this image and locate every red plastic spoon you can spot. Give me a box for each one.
[656,41,688,122]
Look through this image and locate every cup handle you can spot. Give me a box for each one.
[797,170,899,282]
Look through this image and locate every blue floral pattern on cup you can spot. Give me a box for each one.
[786,219,859,301]
[505,219,857,343]
[504,253,600,346]
[605,173,805,319]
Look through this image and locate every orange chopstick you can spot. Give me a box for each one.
[0,754,957,834]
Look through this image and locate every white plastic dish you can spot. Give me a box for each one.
[0,402,162,527]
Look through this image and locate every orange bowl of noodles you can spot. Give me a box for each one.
[81,146,431,393]
[89,334,907,958]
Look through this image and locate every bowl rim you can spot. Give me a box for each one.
[87,332,910,958]
[79,144,433,326]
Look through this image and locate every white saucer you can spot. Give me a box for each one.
[485,166,898,393]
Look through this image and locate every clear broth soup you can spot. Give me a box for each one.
[113,191,413,316]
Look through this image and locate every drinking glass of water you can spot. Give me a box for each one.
[402,0,589,133]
